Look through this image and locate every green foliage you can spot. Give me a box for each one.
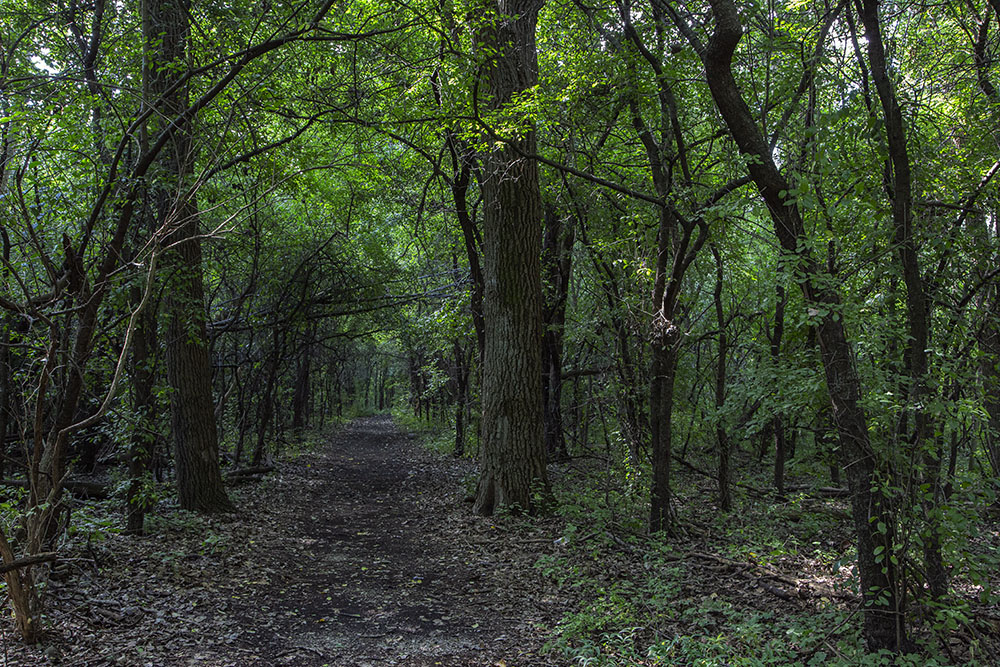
[67,501,121,545]
[390,408,464,457]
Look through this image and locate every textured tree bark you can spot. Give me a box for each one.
[164,216,234,512]
[687,0,905,649]
[473,0,549,516]
[144,0,233,513]
[648,322,678,532]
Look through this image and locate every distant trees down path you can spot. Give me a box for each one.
[0,0,998,658]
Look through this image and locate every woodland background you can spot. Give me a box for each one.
[1,0,999,663]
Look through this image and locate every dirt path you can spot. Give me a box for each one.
[226,416,559,666]
[2,417,565,666]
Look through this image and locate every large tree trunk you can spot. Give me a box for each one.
[473,0,549,516]
[144,0,233,513]
[164,220,233,512]
[687,0,905,649]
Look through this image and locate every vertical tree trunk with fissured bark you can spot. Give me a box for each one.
[164,212,233,513]
[472,0,550,516]
[144,0,233,513]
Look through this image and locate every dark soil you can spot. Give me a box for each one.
[1,417,566,666]
[6,417,995,665]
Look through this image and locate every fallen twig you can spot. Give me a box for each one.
[0,552,58,575]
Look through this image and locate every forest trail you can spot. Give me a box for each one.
[3,417,563,666]
[225,415,557,666]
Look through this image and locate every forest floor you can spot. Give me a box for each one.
[2,416,565,666]
[3,417,998,666]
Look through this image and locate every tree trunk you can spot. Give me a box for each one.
[858,0,943,601]
[773,419,787,499]
[454,339,470,457]
[144,0,233,513]
[983,283,1000,477]
[164,225,233,511]
[687,0,905,649]
[126,282,158,535]
[541,204,574,461]
[253,331,281,467]
[711,244,731,512]
[0,230,10,481]
[582,231,644,466]
[770,281,787,497]
[292,346,311,431]
[649,326,679,532]
[473,0,549,516]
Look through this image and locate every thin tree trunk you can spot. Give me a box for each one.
[253,331,281,467]
[711,244,731,512]
[982,285,1000,477]
[683,0,905,648]
[770,281,787,497]
[292,345,311,431]
[0,229,10,481]
[858,0,942,601]
[454,339,470,457]
[126,283,157,535]
[541,204,573,461]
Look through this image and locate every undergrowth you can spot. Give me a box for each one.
[391,408,467,457]
[535,455,996,667]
